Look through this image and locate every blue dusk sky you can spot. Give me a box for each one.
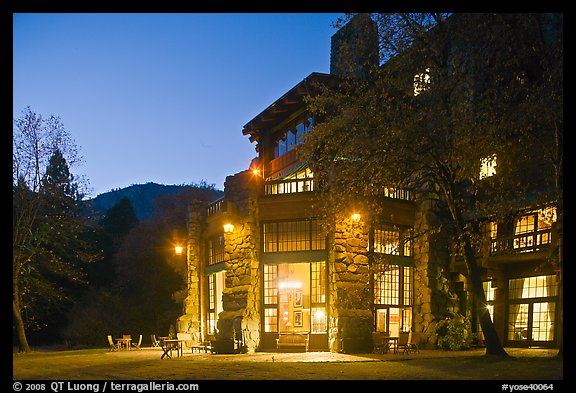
[13,13,343,197]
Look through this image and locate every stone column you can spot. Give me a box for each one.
[412,198,460,348]
[214,171,262,353]
[328,214,372,353]
[177,200,205,343]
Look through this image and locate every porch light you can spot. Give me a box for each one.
[223,223,235,233]
[174,245,184,255]
[351,213,361,222]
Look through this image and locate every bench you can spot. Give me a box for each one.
[177,332,209,353]
[276,333,309,352]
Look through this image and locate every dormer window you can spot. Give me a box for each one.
[413,68,431,96]
[479,154,497,179]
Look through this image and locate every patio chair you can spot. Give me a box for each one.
[203,335,216,354]
[397,331,419,354]
[131,334,143,350]
[372,332,391,354]
[107,335,120,352]
[151,334,161,348]
[396,331,411,354]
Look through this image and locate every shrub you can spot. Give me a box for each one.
[433,312,473,351]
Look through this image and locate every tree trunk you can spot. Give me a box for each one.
[13,282,31,353]
[554,203,563,358]
[461,236,509,357]
[446,190,509,357]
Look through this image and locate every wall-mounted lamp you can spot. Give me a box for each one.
[174,245,184,255]
[351,213,361,223]
[223,223,235,233]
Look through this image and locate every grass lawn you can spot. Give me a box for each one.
[13,347,562,381]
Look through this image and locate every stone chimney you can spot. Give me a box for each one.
[330,13,379,77]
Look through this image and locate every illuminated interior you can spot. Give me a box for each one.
[263,262,327,334]
[507,275,557,344]
[207,271,225,335]
[413,67,431,96]
[479,154,497,179]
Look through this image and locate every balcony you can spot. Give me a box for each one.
[490,228,553,256]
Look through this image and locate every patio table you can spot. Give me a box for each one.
[161,339,184,359]
[389,337,399,354]
[116,337,132,351]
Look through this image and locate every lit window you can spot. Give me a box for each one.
[479,154,497,179]
[513,207,556,250]
[413,68,431,96]
[537,206,557,228]
[373,225,412,256]
[489,221,498,239]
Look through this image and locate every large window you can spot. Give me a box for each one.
[207,270,225,335]
[265,167,314,195]
[491,206,556,255]
[274,116,314,158]
[372,224,413,257]
[263,262,327,334]
[513,207,556,251]
[508,275,557,344]
[263,264,278,333]
[207,234,225,265]
[479,154,497,179]
[263,220,325,253]
[373,264,414,335]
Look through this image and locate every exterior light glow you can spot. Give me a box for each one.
[351,213,361,222]
[174,245,183,255]
[252,168,261,176]
[223,223,235,233]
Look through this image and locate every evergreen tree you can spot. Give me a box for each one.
[86,197,139,289]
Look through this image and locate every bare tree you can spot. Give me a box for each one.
[13,107,91,352]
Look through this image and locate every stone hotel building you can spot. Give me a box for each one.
[177,14,562,353]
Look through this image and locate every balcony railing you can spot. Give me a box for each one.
[490,228,553,255]
[265,177,314,195]
[379,187,413,201]
[206,196,226,217]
